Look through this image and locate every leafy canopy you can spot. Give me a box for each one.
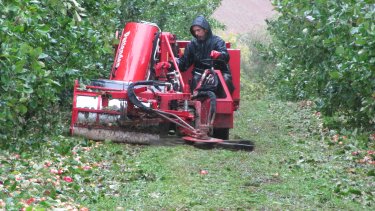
[0,0,221,140]
[266,0,375,130]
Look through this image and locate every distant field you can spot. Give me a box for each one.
[212,0,276,34]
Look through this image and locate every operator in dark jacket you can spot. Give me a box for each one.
[178,15,234,94]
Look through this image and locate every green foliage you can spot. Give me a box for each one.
[265,0,375,130]
[238,31,274,83]
[237,31,274,100]
[0,0,221,140]
[112,0,223,39]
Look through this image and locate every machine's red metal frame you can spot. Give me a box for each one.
[177,42,241,129]
[70,22,241,142]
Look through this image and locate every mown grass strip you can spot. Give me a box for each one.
[1,96,373,210]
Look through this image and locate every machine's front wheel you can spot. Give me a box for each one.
[213,128,229,140]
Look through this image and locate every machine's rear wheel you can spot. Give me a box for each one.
[213,128,229,140]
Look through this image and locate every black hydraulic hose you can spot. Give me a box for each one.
[127,80,197,133]
[127,80,166,112]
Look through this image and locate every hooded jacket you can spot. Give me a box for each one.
[178,15,230,74]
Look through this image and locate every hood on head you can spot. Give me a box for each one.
[190,15,212,39]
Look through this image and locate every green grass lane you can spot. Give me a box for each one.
[1,96,373,210]
[89,96,371,210]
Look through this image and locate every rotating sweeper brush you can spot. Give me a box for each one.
[70,22,253,151]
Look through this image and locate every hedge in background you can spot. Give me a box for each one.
[266,0,374,130]
[0,0,220,140]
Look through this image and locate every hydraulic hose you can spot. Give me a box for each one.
[127,80,166,112]
[127,80,198,134]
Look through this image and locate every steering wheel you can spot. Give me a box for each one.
[199,58,226,74]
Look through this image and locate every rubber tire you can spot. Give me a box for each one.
[213,128,230,140]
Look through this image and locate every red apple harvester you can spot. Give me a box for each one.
[70,22,253,150]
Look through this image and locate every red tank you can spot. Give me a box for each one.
[110,22,159,82]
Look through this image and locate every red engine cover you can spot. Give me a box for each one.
[111,22,159,82]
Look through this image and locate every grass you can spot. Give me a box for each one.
[1,93,373,210]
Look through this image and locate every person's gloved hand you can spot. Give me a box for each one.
[210,50,221,59]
